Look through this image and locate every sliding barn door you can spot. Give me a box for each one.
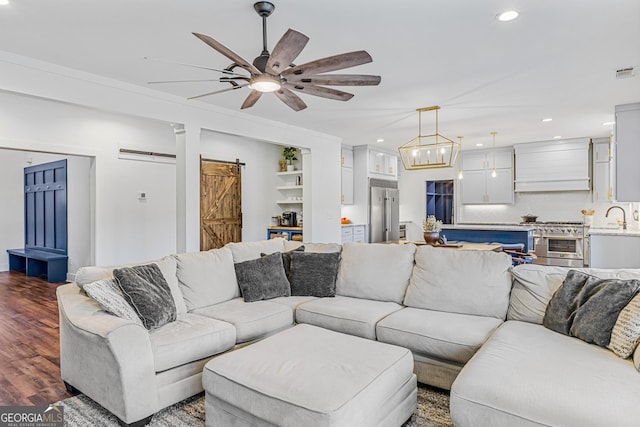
[200,160,242,250]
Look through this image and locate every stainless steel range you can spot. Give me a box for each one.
[525,221,588,267]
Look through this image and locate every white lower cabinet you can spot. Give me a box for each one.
[341,225,366,243]
[590,234,640,268]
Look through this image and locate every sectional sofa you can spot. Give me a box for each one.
[56,239,640,426]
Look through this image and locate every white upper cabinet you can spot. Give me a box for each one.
[461,148,514,204]
[592,137,613,203]
[514,138,590,192]
[364,147,398,180]
[341,147,354,168]
[615,103,640,202]
[341,147,354,205]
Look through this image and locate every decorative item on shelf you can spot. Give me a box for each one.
[581,209,595,226]
[279,159,287,172]
[282,146,298,172]
[423,215,443,245]
[341,217,351,224]
[397,106,461,170]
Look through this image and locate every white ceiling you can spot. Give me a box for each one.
[1,0,639,150]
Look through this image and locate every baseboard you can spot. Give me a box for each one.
[0,262,8,272]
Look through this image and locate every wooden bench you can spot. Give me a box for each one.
[7,248,68,283]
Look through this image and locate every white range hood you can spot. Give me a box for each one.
[514,138,591,192]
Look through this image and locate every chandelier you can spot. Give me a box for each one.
[398,106,461,170]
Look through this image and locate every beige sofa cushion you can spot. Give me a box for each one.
[404,245,512,319]
[284,241,342,253]
[377,307,503,364]
[174,248,239,311]
[149,313,236,372]
[74,256,187,315]
[296,295,403,340]
[450,321,640,427]
[192,298,293,343]
[508,264,640,324]
[225,238,285,263]
[336,242,416,304]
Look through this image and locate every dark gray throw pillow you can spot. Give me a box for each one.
[235,252,291,302]
[113,263,177,330]
[289,251,340,297]
[543,270,590,335]
[544,270,640,347]
[261,245,304,280]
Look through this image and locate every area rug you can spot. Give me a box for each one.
[56,383,452,426]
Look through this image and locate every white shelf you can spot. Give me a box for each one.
[276,200,303,204]
[276,170,303,176]
[276,185,303,191]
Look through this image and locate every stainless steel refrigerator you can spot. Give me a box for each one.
[369,179,400,243]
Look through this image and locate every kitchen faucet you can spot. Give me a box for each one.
[606,206,627,230]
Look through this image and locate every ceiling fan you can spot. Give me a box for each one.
[155,2,381,111]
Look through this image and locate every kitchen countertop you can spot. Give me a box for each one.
[442,223,535,231]
[341,223,366,227]
[588,227,640,236]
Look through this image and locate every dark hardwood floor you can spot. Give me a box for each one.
[0,271,73,405]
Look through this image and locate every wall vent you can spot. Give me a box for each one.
[616,67,635,79]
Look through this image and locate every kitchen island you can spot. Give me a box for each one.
[441,223,535,253]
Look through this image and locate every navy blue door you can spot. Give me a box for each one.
[24,159,67,255]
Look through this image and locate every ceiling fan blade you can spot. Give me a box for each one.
[192,32,262,75]
[266,29,309,74]
[284,74,381,86]
[148,79,226,84]
[274,88,307,111]
[187,83,249,100]
[284,83,354,101]
[241,90,263,109]
[281,51,373,78]
[143,56,247,77]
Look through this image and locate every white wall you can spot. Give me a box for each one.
[0,50,343,267]
[0,150,92,273]
[200,131,283,242]
[0,91,177,268]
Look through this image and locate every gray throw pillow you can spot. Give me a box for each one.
[261,245,304,280]
[544,270,640,347]
[84,278,143,326]
[289,251,340,297]
[113,263,177,330]
[235,252,291,302]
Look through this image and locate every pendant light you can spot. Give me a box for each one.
[398,106,461,170]
[490,131,497,178]
[457,136,464,179]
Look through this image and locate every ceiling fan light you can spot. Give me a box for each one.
[497,10,519,22]
[249,76,281,92]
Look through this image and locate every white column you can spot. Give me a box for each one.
[301,148,312,242]
[175,123,201,253]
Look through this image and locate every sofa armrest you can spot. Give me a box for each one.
[56,283,159,424]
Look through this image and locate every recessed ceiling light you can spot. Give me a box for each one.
[553,136,563,139]
[376,138,384,143]
[475,143,483,147]
[497,10,519,22]
[0,0,9,5]
[603,121,615,126]
[541,118,553,122]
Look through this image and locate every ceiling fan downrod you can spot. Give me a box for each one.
[253,1,275,72]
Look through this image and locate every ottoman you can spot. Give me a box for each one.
[203,324,417,427]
